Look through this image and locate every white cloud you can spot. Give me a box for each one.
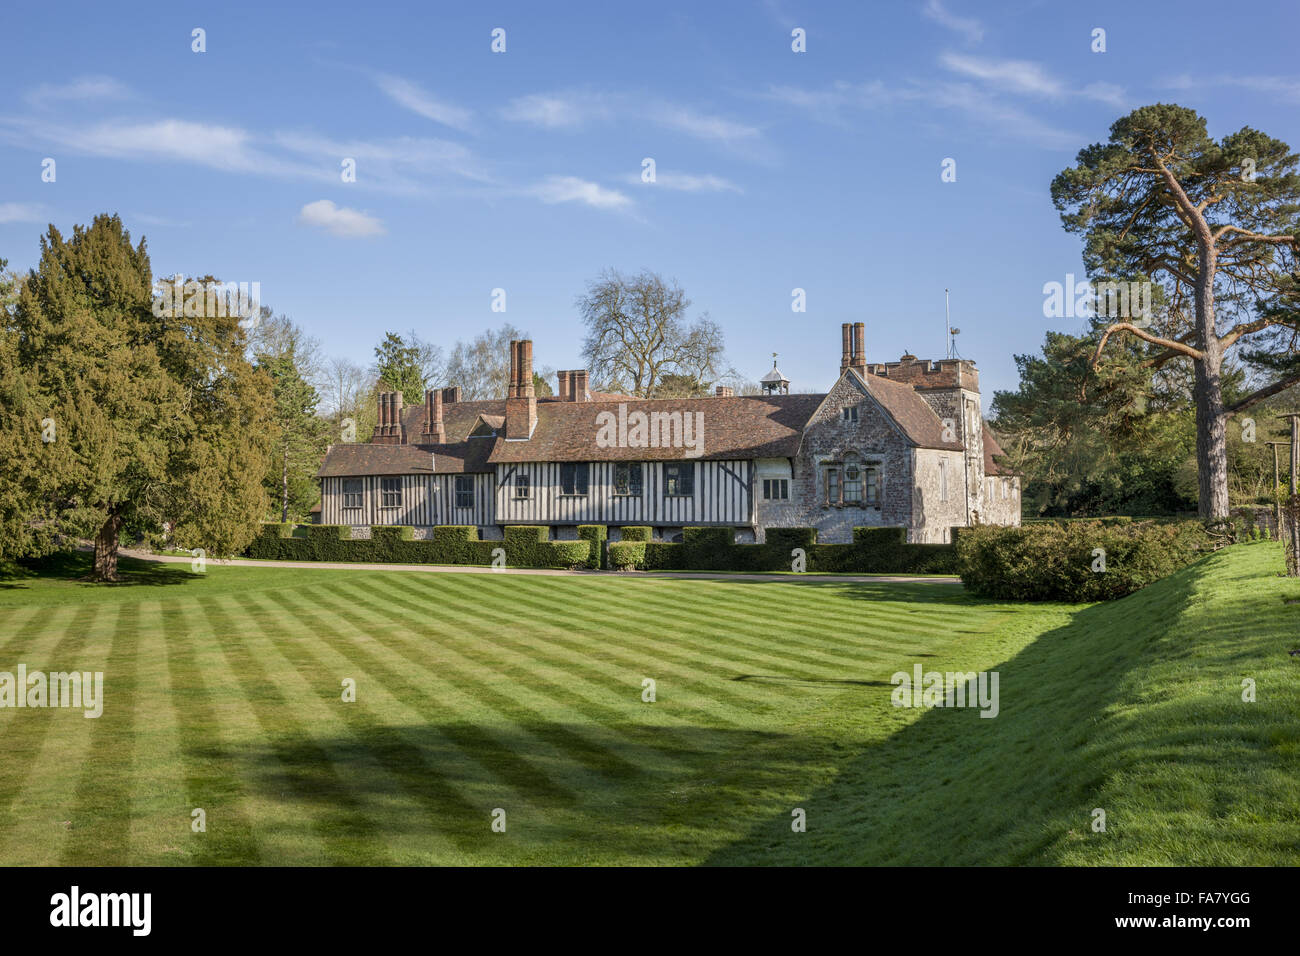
[374,75,473,130]
[922,1,984,44]
[297,200,385,237]
[760,78,1078,149]
[939,53,1064,97]
[631,170,741,193]
[500,92,611,129]
[531,176,631,210]
[1158,73,1300,102]
[26,76,128,107]
[1080,81,1127,107]
[651,105,760,144]
[0,202,46,224]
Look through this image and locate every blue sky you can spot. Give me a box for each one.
[3,0,1298,399]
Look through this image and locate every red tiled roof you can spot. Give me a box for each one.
[982,422,1017,475]
[318,372,973,476]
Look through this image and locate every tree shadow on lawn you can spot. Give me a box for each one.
[704,556,1234,866]
[189,720,842,864]
[0,552,200,589]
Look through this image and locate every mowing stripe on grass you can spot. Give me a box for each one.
[0,605,98,860]
[321,579,656,781]
[158,598,264,865]
[62,600,140,864]
[242,586,558,853]
[194,595,392,866]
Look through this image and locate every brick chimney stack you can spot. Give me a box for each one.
[715,385,734,397]
[373,390,405,444]
[571,369,588,401]
[421,389,445,444]
[556,370,572,402]
[840,322,866,377]
[506,339,537,438]
[441,386,462,404]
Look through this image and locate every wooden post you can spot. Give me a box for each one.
[1265,440,1287,532]
[1278,414,1300,576]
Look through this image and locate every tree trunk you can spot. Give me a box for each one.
[281,447,290,523]
[1193,345,1231,520]
[1192,241,1231,521]
[92,513,123,582]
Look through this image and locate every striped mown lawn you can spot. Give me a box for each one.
[0,545,1295,865]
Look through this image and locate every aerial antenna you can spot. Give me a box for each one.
[945,288,962,360]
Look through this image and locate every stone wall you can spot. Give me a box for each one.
[779,375,915,543]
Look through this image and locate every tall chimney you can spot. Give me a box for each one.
[840,323,853,376]
[422,389,445,444]
[390,391,404,442]
[715,385,734,397]
[557,370,572,402]
[441,386,461,404]
[571,369,588,402]
[852,322,866,374]
[506,339,537,438]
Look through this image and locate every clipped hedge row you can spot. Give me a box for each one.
[955,519,1212,601]
[607,525,958,574]
[245,523,595,570]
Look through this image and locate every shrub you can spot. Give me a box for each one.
[577,525,607,570]
[766,527,817,551]
[619,526,651,542]
[608,542,647,570]
[956,520,1210,601]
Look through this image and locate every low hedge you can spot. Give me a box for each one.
[245,523,595,570]
[614,525,958,574]
[577,525,607,569]
[955,520,1212,601]
[619,526,651,542]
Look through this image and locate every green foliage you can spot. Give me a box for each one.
[610,526,958,574]
[577,525,607,569]
[766,527,818,550]
[618,526,651,542]
[7,215,274,578]
[372,331,428,404]
[607,541,647,570]
[257,352,329,522]
[246,523,593,569]
[992,330,1199,517]
[956,520,1211,601]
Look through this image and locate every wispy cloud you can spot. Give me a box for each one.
[374,74,473,130]
[939,53,1063,97]
[26,76,129,107]
[501,90,766,154]
[628,170,741,193]
[298,199,385,237]
[1159,72,1300,102]
[760,78,1079,149]
[500,92,612,129]
[0,202,47,224]
[922,0,984,44]
[650,104,761,145]
[530,176,631,210]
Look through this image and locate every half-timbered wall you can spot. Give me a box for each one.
[320,474,495,527]
[493,460,752,526]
